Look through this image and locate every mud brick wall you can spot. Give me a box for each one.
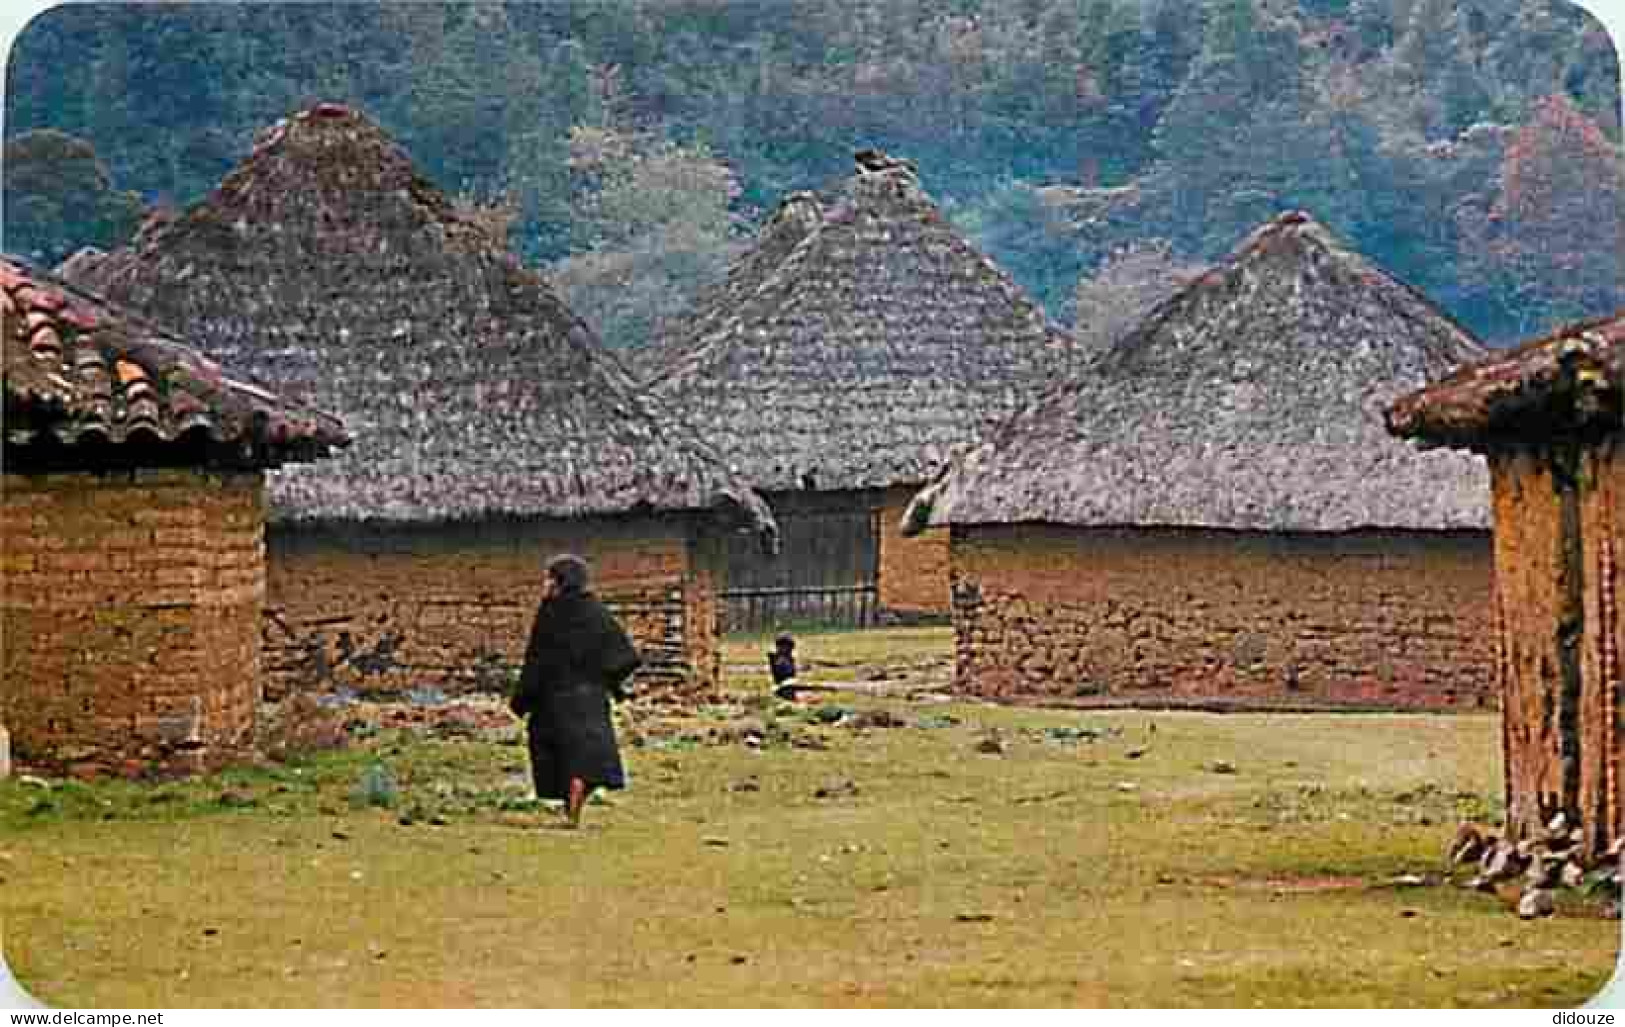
[949,524,1496,710]
[683,527,727,694]
[1491,442,1625,859]
[1,470,265,777]
[1488,449,1576,841]
[263,514,724,705]
[1576,440,1623,858]
[877,484,950,620]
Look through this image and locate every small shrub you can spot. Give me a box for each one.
[349,763,399,810]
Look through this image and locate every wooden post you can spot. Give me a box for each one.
[1491,442,1624,861]
[1490,448,1581,843]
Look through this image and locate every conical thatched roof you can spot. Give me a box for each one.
[1388,311,1625,450]
[64,104,775,540]
[641,151,1079,493]
[3,254,347,471]
[908,212,1492,534]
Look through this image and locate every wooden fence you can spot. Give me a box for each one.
[719,490,882,632]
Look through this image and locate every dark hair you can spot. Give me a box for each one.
[546,554,590,594]
[774,633,795,650]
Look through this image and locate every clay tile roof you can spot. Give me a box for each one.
[640,150,1081,493]
[1386,311,1625,450]
[2,255,348,470]
[61,104,777,542]
[908,211,1493,534]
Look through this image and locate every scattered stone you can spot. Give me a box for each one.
[703,837,730,847]
[1398,909,1420,918]
[1115,782,1138,793]
[202,927,219,937]
[729,777,761,793]
[331,830,351,841]
[1518,888,1556,919]
[1479,840,1526,884]
[18,775,50,790]
[814,780,860,800]
[1124,748,1149,760]
[428,815,449,827]
[1208,761,1238,775]
[1446,823,1487,868]
[1524,856,1561,889]
[954,913,994,923]
[730,955,748,965]
[975,733,1005,755]
[217,789,257,809]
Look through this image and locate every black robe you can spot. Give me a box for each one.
[513,588,641,799]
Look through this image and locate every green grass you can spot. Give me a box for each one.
[1,628,1618,1007]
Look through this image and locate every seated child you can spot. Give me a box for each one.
[768,633,798,699]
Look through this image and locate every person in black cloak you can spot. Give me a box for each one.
[509,554,641,828]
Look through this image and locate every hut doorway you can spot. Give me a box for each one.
[720,490,880,631]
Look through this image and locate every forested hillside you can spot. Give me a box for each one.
[4,0,1622,347]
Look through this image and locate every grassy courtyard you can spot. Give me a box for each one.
[1,628,1618,1007]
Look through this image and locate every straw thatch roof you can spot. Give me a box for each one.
[908,211,1493,534]
[1388,311,1625,450]
[3,254,347,471]
[641,150,1079,493]
[63,104,775,540]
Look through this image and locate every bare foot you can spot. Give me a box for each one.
[566,777,587,829]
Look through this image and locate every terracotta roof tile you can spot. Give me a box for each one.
[1387,312,1625,449]
[3,255,349,470]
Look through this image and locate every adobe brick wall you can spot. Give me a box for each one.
[949,524,1496,710]
[1487,449,1574,838]
[683,527,730,692]
[1,469,265,777]
[1491,442,1625,858]
[1577,439,1624,858]
[263,514,724,705]
[877,485,950,620]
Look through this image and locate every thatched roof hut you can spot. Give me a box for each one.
[3,255,346,777]
[641,150,1076,625]
[63,103,775,700]
[907,211,1499,711]
[910,211,1492,534]
[1388,312,1625,858]
[68,103,772,537]
[645,149,1078,494]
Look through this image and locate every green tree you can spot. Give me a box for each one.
[548,125,745,350]
[2,129,146,266]
[1460,94,1625,338]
